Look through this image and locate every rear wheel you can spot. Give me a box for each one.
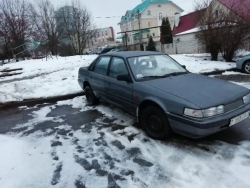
[141,106,172,140]
[243,61,250,74]
[85,85,98,105]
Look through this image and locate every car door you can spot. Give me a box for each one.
[89,56,111,99]
[105,57,135,113]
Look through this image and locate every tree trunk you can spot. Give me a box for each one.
[223,51,234,62]
[210,49,219,61]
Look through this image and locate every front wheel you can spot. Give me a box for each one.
[243,61,250,74]
[140,106,172,140]
[85,86,98,105]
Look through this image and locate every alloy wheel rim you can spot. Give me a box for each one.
[245,62,250,73]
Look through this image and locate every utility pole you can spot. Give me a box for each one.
[137,9,142,45]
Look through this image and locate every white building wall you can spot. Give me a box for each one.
[142,2,182,35]
[156,33,205,54]
[119,2,183,44]
[91,27,115,47]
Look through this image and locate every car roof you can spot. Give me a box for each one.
[101,51,165,58]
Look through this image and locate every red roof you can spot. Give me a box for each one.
[172,9,206,35]
[218,0,250,20]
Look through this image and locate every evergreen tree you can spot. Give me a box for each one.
[147,36,156,51]
[160,17,173,44]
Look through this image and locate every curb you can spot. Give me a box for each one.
[200,68,239,76]
[0,92,85,110]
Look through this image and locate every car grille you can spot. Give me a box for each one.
[225,99,244,113]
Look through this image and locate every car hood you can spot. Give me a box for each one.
[141,73,249,108]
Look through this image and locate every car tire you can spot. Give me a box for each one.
[141,106,172,140]
[243,61,250,74]
[85,85,98,105]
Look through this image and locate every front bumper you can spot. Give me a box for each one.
[167,103,250,138]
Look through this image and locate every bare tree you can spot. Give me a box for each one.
[31,0,59,55]
[57,0,95,55]
[195,0,250,61]
[0,0,34,56]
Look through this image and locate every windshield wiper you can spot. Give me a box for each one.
[162,72,188,77]
[141,76,165,79]
[141,72,188,79]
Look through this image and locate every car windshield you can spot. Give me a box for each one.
[127,55,187,80]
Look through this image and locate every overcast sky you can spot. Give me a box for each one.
[51,0,195,37]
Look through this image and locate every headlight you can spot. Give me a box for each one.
[203,105,224,117]
[243,93,250,104]
[203,107,217,117]
[184,105,225,118]
[184,108,203,118]
[216,105,225,114]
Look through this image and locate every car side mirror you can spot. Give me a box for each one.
[117,74,131,82]
[182,65,186,69]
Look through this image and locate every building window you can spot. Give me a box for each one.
[148,22,151,27]
[215,10,220,17]
[147,10,151,15]
[159,12,162,20]
[153,33,155,36]
[158,5,161,7]
[133,25,135,30]
[170,9,173,15]
[147,34,150,38]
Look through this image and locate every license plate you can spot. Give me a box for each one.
[229,111,250,127]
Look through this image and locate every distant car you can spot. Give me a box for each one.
[78,51,250,140]
[109,48,127,53]
[97,47,114,55]
[236,54,250,74]
[89,49,100,55]
[83,50,91,55]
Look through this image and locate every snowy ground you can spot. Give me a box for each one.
[171,55,235,73]
[1,96,250,188]
[0,54,238,103]
[0,55,97,103]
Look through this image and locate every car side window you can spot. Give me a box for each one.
[109,57,128,78]
[92,56,110,75]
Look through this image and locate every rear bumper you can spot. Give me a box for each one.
[78,79,84,90]
[236,60,244,70]
[167,104,250,138]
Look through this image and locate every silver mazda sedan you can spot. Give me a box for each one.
[78,51,250,139]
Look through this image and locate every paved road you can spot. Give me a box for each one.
[0,98,250,187]
[214,74,250,82]
[1,101,249,145]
